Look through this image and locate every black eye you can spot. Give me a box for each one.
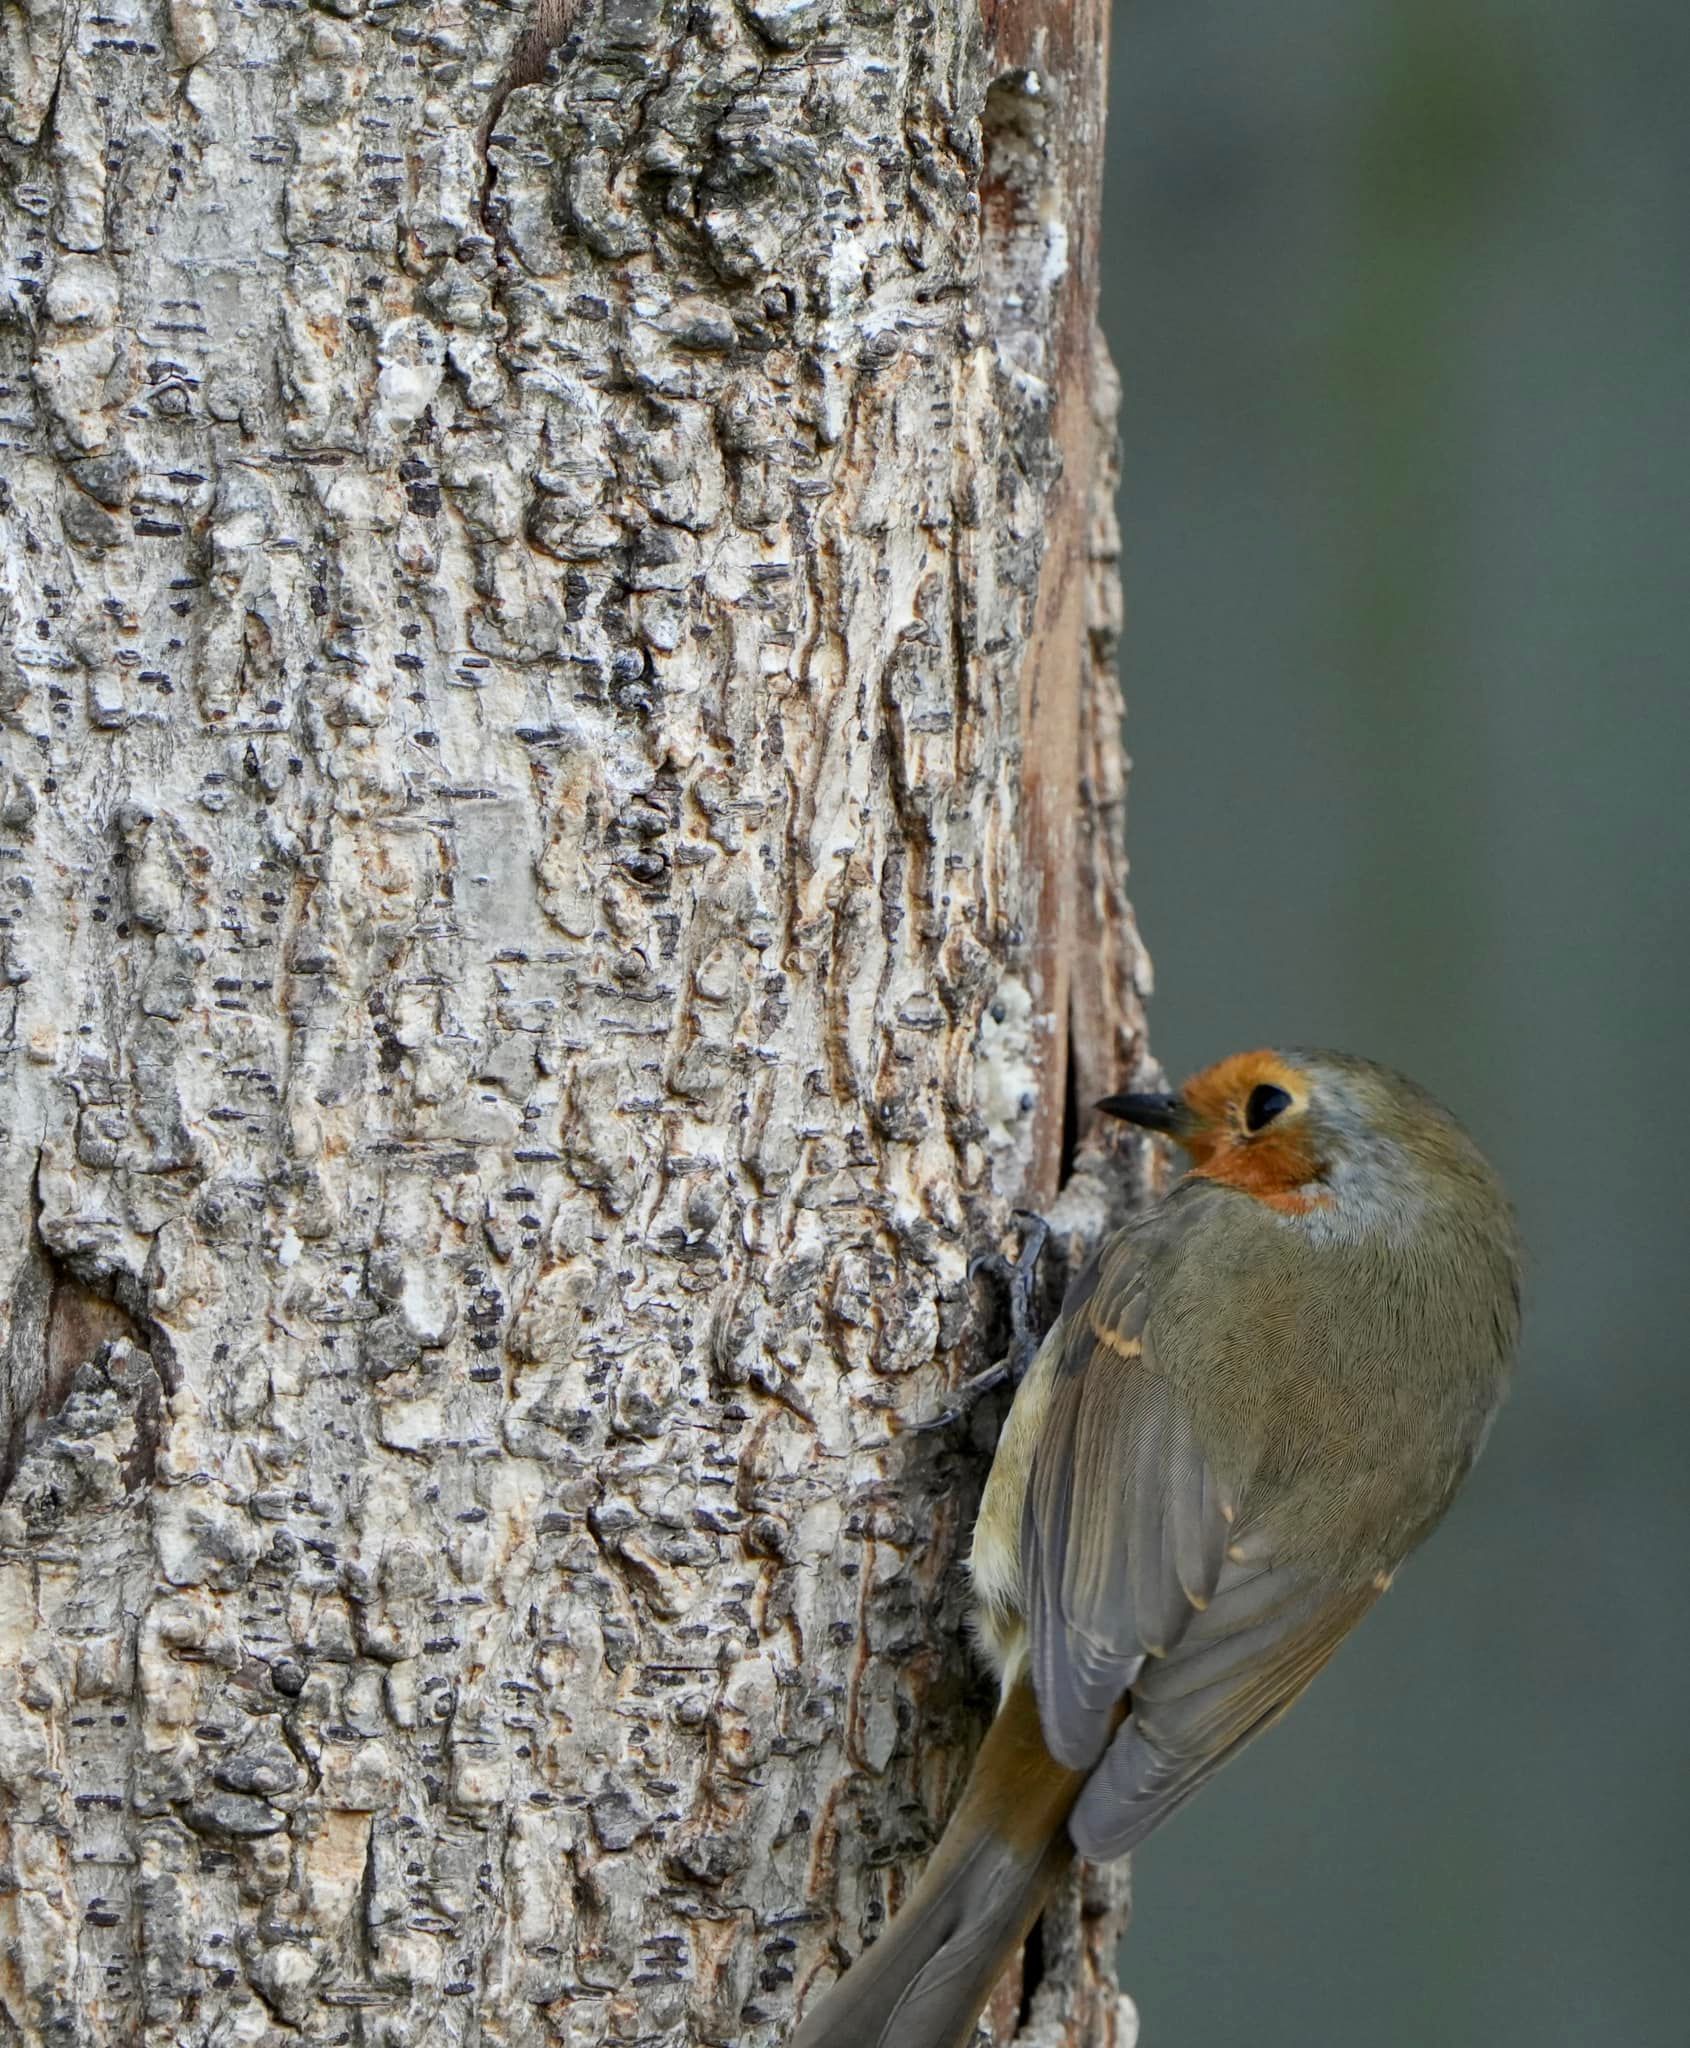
[1244,1083,1292,1132]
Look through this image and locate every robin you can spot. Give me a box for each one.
[790,1048,1521,2048]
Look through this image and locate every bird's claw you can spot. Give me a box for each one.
[914,1212,1052,1434]
[991,1211,1051,1384]
[906,1357,1012,1436]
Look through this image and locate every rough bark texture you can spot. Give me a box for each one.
[0,0,1148,2043]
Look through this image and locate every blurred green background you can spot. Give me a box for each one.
[1099,3,1688,2044]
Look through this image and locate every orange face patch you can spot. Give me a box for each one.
[1179,1050,1329,1213]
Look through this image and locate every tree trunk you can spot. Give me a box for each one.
[0,0,1148,2042]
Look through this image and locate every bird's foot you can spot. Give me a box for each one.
[975,1210,1051,1386]
[910,1212,1051,1435]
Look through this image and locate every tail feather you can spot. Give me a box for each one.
[790,1680,1083,2048]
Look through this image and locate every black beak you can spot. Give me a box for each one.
[1095,1090,1189,1136]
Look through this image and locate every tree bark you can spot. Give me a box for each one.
[0,0,1148,2042]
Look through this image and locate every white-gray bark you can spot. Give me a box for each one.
[0,0,1147,2041]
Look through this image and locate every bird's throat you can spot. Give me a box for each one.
[1188,1131,1330,1214]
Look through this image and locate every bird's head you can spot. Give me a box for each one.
[1096,1048,1499,1224]
[1098,1050,1328,1212]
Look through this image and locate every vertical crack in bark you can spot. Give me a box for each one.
[978,8,1129,1209]
[2,1163,151,1501]
[977,5,1152,2042]
[1019,1907,1049,2024]
[476,0,592,234]
[1058,1009,1081,1191]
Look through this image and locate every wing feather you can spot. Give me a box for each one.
[1018,1191,1380,1853]
[1070,1576,1377,1859]
[1022,1231,1228,1772]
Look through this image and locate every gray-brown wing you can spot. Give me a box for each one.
[1067,1553,1377,1859]
[1022,1206,1381,1846]
[1022,1224,1231,1773]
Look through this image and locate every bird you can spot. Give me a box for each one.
[789,1048,1521,2048]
